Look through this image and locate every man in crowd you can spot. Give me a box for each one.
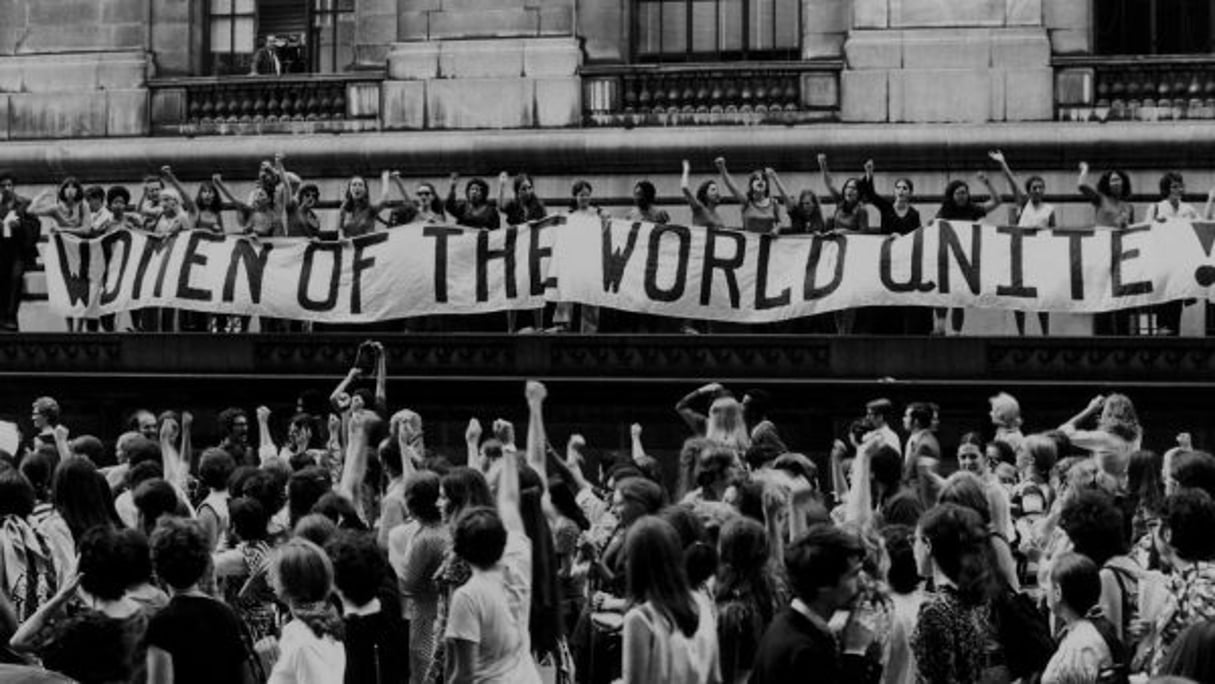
[0,171,40,331]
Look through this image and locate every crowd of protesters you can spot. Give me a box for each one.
[0,151,1208,335]
[1,342,1215,683]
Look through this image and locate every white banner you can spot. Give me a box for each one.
[40,217,1215,323]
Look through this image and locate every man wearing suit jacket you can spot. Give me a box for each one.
[750,525,881,684]
[0,171,41,331]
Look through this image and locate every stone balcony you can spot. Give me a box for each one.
[1054,55,1215,122]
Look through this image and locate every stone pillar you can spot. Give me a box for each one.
[0,0,149,140]
[382,0,581,130]
[841,0,1052,123]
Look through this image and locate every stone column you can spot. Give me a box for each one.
[842,0,1053,123]
[382,0,581,130]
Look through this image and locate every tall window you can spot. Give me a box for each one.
[310,0,356,73]
[634,0,801,62]
[207,0,355,76]
[209,0,256,75]
[1095,0,1214,55]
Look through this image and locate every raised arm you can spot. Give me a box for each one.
[373,170,391,212]
[675,382,720,434]
[680,160,706,211]
[338,410,370,505]
[1205,185,1215,220]
[988,150,1025,209]
[497,390,527,535]
[858,159,894,218]
[1061,395,1105,432]
[329,366,362,413]
[714,157,747,203]
[1077,161,1101,203]
[766,168,793,210]
[26,188,56,217]
[630,423,645,464]
[256,405,278,465]
[464,418,482,470]
[817,153,842,200]
[161,166,197,215]
[390,171,413,209]
[525,381,548,491]
[976,171,1002,214]
[372,341,387,413]
[497,171,510,209]
[181,411,195,475]
[445,172,461,218]
[394,412,422,480]
[159,416,188,490]
[211,174,253,213]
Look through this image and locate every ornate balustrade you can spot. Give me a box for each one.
[1055,56,1215,122]
[149,73,384,136]
[582,61,841,127]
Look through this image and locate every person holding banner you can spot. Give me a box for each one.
[161,166,224,235]
[211,173,277,238]
[767,170,825,235]
[1079,162,1137,335]
[1145,171,1203,336]
[714,157,780,235]
[858,159,920,236]
[932,170,1004,336]
[137,175,164,231]
[681,160,726,231]
[554,181,607,333]
[502,172,549,332]
[817,154,870,234]
[339,172,393,238]
[989,150,1054,337]
[626,180,669,226]
[446,173,500,231]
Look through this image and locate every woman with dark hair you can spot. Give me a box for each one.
[501,172,547,225]
[1142,170,1200,336]
[446,173,500,230]
[518,462,563,670]
[932,169,1003,336]
[161,165,224,234]
[817,154,870,233]
[266,537,346,682]
[0,468,59,624]
[338,171,392,238]
[627,179,670,225]
[1128,450,1166,569]
[938,471,1019,591]
[911,503,1002,684]
[1041,552,1117,684]
[715,516,777,684]
[389,470,449,684]
[621,516,718,684]
[766,170,825,235]
[881,524,924,684]
[38,456,118,581]
[311,492,369,531]
[987,150,1054,336]
[29,177,90,234]
[213,496,277,648]
[9,526,148,684]
[715,157,780,234]
[1078,161,1134,228]
[1059,489,1143,642]
[681,160,726,230]
[857,159,919,236]
[551,179,605,333]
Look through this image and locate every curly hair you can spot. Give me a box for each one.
[150,517,210,590]
[453,506,507,569]
[1059,489,1127,566]
[1099,393,1141,443]
[325,530,386,607]
[404,470,442,524]
[1097,169,1132,200]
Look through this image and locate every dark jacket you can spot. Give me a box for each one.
[343,603,409,684]
[749,607,879,684]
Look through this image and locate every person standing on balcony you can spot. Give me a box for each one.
[627,180,670,226]
[501,172,548,332]
[817,154,871,234]
[552,180,605,334]
[855,159,928,334]
[250,35,282,76]
[1078,162,1136,335]
[767,170,825,235]
[446,173,500,231]
[29,178,91,333]
[1145,171,1201,336]
[932,167,1004,336]
[161,166,224,235]
[714,157,780,234]
[681,160,726,231]
[989,150,1054,337]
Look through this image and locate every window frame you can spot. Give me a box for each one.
[206,0,258,76]
[308,0,357,74]
[204,0,357,76]
[632,0,803,64]
[1093,0,1215,56]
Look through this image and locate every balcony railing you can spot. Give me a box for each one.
[149,73,384,136]
[1054,55,1215,122]
[581,61,841,127]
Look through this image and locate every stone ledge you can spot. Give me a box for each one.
[427,77,535,128]
[439,39,525,78]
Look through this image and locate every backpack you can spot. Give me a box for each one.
[993,586,1055,679]
[1104,564,1138,640]
[1091,615,1131,684]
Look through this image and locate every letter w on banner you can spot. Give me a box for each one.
[40,218,1215,323]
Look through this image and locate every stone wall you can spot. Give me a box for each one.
[841,0,1054,123]
[382,0,580,129]
[0,0,149,140]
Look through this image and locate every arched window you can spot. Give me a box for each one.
[634,0,801,62]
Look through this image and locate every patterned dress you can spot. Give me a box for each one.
[911,587,998,684]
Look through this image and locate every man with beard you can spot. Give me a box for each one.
[217,407,252,466]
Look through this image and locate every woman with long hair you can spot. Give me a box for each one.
[817,154,870,233]
[29,177,90,234]
[938,471,1019,591]
[715,517,778,684]
[37,456,119,582]
[627,179,670,225]
[1078,161,1137,334]
[621,516,719,684]
[337,172,392,238]
[714,157,779,234]
[681,160,726,230]
[706,396,750,455]
[389,469,450,684]
[1060,393,1143,477]
[266,537,346,682]
[912,503,1003,684]
[501,172,548,331]
[1127,450,1165,564]
[932,167,1004,336]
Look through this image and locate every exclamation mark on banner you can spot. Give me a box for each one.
[1192,222,1215,286]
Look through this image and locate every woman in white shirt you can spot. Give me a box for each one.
[1146,171,1203,335]
[621,516,721,684]
[991,150,1055,336]
[267,538,347,684]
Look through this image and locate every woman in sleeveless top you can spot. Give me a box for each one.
[990,150,1054,337]
[1078,162,1137,334]
[714,156,780,234]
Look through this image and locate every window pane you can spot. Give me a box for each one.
[210,18,233,52]
[774,0,798,49]
[233,16,255,52]
[749,0,776,52]
[661,0,687,54]
[234,0,254,13]
[690,0,718,53]
[210,0,233,15]
[1156,0,1211,53]
[636,2,663,55]
[719,0,743,52]
[1095,0,1152,54]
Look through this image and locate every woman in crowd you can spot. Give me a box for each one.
[29,177,90,235]
[0,467,60,623]
[621,516,719,684]
[858,159,919,236]
[714,516,777,684]
[388,469,450,684]
[1059,393,1143,478]
[339,172,393,238]
[266,537,346,683]
[932,166,1004,336]
[911,503,1003,684]
[446,173,500,230]
[213,496,278,647]
[715,157,779,234]
[627,180,670,225]
[1077,161,1137,335]
[1144,171,1201,335]
[552,180,605,333]
[38,455,118,578]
